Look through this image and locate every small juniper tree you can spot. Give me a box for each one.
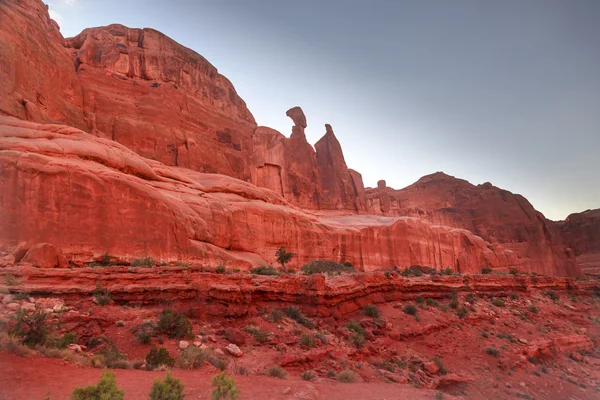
[275,247,293,271]
[149,373,185,400]
[211,371,239,400]
[71,371,124,400]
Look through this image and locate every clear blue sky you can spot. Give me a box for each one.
[46,0,600,220]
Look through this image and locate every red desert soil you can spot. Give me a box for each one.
[0,353,448,400]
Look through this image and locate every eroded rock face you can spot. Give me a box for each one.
[365,172,579,276]
[64,24,257,180]
[0,0,86,129]
[0,117,520,272]
[315,124,365,211]
[558,209,600,276]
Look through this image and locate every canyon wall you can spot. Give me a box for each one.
[364,173,578,276]
[558,209,600,276]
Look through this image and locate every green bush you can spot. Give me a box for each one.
[449,300,459,309]
[456,306,468,318]
[146,345,175,370]
[336,369,356,383]
[149,373,185,400]
[345,321,365,336]
[157,309,192,339]
[177,347,207,369]
[481,267,492,274]
[465,293,475,304]
[300,333,315,348]
[528,305,539,314]
[300,260,355,276]
[485,348,500,357]
[207,351,229,371]
[71,371,124,400]
[251,266,279,276]
[131,321,157,344]
[415,296,425,305]
[9,309,48,347]
[433,356,448,375]
[544,291,560,301]
[266,365,287,379]
[244,325,268,343]
[215,264,226,274]
[93,284,112,306]
[211,371,239,400]
[131,257,154,267]
[509,268,518,275]
[364,304,380,318]
[402,303,418,316]
[510,293,519,300]
[100,346,127,369]
[445,267,454,275]
[426,298,439,307]
[283,307,314,328]
[351,332,367,348]
[301,370,316,381]
[270,308,284,322]
[492,299,505,307]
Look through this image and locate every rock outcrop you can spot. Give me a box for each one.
[0,116,520,272]
[365,172,579,276]
[315,124,365,211]
[558,209,600,276]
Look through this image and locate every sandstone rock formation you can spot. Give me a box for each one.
[365,172,579,276]
[0,116,520,272]
[558,209,600,276]
[315,124,365,211]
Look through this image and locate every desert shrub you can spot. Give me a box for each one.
[301,260,355,276]
[103,346,130,369]
[509,268,518,275]
[283,307,314,328]
[91,354,106,368]
[336,369,356,383]
[93,284,112,306]
[544,291,560,301]
[146,345,175,370]
[87,335,110,350]
[52,332,77,349]
[510,293,519,300]
[402,303,418,316]
[492,299,505,307]
[269,308,285,322]
[9,309,48,347]
[415,296,425,306]
[456,306,468,318]
[445,267,454,275]
[177,347,207,369]
[449,300,459,309]
[364,304,380,318]
[12,292,30,301]
[485,348,500,357]
[71,371,124,400]
[0,335,31,356]
[251,266,279,276]
[132,321,157,344]
[215,264,226,274]
[300,333,315,348]
[480,330,489,338]
[211,371,239,400]
[426,298,439,307]
[244,325,268,343]
[351,332,367,348]
[528,305,539,314]
[157,309,192,339]
[345,321,365,336]
[301,370,316,381]
[207,351,229,371]
[433,356,448,375]
[266,365,287,379]
[131,257,154,267]
[497,332,518,343]
[465,293,475,303]
[132,359,145,370]
[401,266,422,277]
[149,373,185,400]
[481,267,492,274]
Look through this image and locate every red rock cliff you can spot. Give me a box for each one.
[365,173,579,276]
[558,209,600,276]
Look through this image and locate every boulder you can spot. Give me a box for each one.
[21,243,68,269]
[224,328,246,346]
[225,343,243,357]
[179,341,190,350]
